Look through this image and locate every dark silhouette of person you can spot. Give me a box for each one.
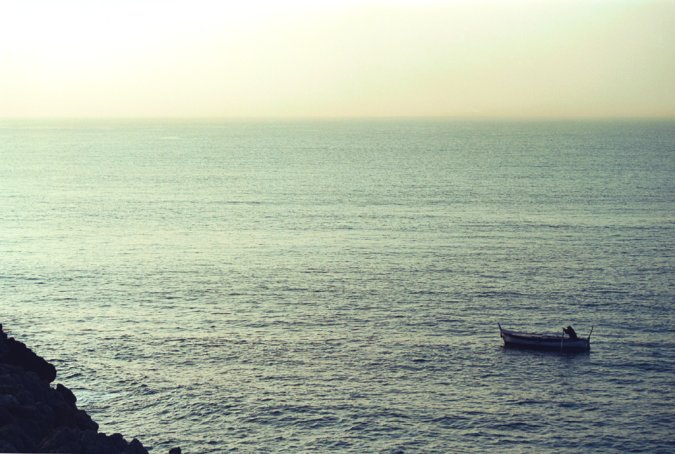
[563,325,578,339]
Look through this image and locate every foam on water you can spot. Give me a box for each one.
[1,119,674,452]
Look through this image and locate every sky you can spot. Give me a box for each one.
[1,0,673,118]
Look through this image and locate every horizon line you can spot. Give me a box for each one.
[1,114,674,122]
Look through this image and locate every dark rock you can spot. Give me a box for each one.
[0,423,34,452]
[109,432,128,448]
[169,447,182,454]
[0,336,57,382]
[0,404,14,425]
[40,426,80,452]
[75,408,99,431]
[56,383,77,406]
[0,323,150,453]
[130,438,147,453]
[0,441,18,453]
[0,393,20,407]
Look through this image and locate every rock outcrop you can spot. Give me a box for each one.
[0,323,149,453]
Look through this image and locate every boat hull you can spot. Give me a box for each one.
[499,327,590,352]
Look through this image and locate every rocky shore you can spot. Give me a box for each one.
[0,323,158,453]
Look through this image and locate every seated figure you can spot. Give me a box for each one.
[563,325,578,339]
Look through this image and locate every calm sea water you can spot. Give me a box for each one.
[1,119,673,452]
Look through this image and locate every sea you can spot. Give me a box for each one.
[1,119,673,453]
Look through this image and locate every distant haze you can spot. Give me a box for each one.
[2,0,674,118]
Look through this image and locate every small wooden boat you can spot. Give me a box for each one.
[498,323,592,352]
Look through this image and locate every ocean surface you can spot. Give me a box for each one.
[1,119,673,452]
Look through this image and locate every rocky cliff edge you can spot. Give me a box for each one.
[0,323,151,453]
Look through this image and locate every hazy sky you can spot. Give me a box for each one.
[1,0,673,118]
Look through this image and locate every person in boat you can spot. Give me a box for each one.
[563,325,578,339]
